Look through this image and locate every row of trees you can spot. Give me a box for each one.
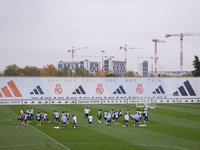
[0,64,126,77]
[0,64,139,77]
[0,55,200,77]
[1,64,74,77]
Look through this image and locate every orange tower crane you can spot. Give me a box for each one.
[152,39,166,77]
[165,32,199,75]
[68,47,87,71]
[120,44,141,74]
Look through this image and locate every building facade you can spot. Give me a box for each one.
[104,60,125,76]
[56,59,125,76]
[138,61,148,77]
[56,60,101,74]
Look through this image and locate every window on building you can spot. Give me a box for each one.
[58,64,63,70]
[75,64,78,69]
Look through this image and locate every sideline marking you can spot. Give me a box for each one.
[3,106,70,150]
[0,143,58,148]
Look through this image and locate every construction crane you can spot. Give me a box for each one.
[165,32,200,75]
[152,39,166,77]
[68,47,87,71]
[133,57,159,75]
[119,44,141,74]
[102,50,105,70]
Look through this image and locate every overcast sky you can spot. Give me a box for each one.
[0,0,200,73]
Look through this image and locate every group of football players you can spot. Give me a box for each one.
[19,107,34,126]
[96,107,149,127]
[19,107,149,128]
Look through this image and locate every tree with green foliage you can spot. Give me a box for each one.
[160,74,170,77]
[22,66,41,76]
[3,64,23,76]
[57,66,72,77]
[75,67,90,77]
[105,73,119,77]
[191,55,200,76]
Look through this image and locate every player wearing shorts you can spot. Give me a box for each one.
[144,110,149,123]
[130,113,135,122]
[28,111,32,123]
[143,110,145,121]
[134,112,139,126]
[44,112,49,123]
[104,111,107,124]
[55,111,60,124]
[61,115,67,129]
[106,113,111,127]
[20,110,24,125]
[119,110,123,117]
[110,109,113,115]
[30,107,34,117]
[65,111,70,124]
[72,115,77,129]
[53,110,56,123]
[36,112,41,126]
[112,111,115,122]
[88,114,93,127]
[40,111,44,123]
[139,110,142,123]
[123,113,129,127]
[97,109,102,123]
[24,113,28,126]
[84,107,90,118]
[115,111,119,124]
[20,108,24,116]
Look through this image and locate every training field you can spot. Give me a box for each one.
[0,104,200,150]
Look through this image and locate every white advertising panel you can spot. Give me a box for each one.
[128,99,151,104]
[76,100,101,104]
[0,100,22,105]
[0,77,199,100]
[50,100,75,105]
[152,99,177,103]
[23,100,49,105]
[177,99,200,103]
[102,99,127,104]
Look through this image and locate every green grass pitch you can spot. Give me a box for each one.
[0,103,200,150]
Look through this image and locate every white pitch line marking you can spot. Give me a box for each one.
[3,106,70,150]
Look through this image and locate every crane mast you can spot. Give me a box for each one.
[120,44,141,75]
[68,47,87,72]
[152,39,166,77]
[165,32,199,75]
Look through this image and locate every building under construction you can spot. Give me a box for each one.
[56,59,125,76]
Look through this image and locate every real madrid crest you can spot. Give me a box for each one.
[96,83,104,95]
[136,83,144,95]
[54,83,63,95]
